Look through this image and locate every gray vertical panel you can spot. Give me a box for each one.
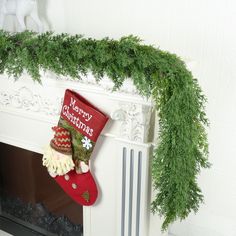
[121,147,127,236]
[128,149,134,236]
[136,151,142,236]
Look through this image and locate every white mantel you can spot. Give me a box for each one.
[0,73,166,236]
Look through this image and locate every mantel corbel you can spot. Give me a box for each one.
[111,102,153,143]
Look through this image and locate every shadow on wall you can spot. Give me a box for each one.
[37,0,51,31]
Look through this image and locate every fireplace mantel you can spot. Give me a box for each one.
[0,73,166,236]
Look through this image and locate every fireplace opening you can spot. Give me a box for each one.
[0,143,83,236]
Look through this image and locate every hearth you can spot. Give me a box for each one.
[0,143,83,236]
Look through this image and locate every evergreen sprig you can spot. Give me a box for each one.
[0,30,210,230]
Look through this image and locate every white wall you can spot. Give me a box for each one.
[3,0,236,235]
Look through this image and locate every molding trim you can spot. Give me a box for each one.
[41,71,140,96]
[0,86,62,117]
[111,102,152,143]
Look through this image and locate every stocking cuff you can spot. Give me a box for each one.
[60,89,109,142]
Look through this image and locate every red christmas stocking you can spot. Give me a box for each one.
[43,89,108,206]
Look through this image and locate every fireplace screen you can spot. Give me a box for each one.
[0,143,83,236]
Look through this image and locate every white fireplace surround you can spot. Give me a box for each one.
[0,72,167,236]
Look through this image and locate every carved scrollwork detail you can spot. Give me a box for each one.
[0,86,62,116]
[111,102,152,143]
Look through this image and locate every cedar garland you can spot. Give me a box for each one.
[0,30,210,230]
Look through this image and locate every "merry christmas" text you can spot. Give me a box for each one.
[62,97,93,137]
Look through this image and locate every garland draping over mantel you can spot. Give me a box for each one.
[0,30,210,230]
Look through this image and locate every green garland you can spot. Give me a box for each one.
[0,30,210,230]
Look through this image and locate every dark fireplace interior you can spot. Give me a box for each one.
[0,143,83,236]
